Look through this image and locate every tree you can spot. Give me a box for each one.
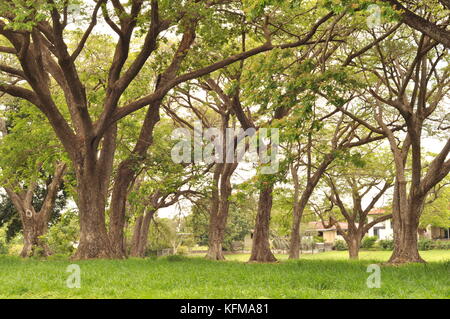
[168,75,241,260]
[186,188,256,252]
[420,180,450,230]
[122,120,207,257]
[0,0,344,259]
[381,0,450,48]
[0,185,67,242]
[0,103,67,257]
[315,148,394,259]
[341,26,450,263]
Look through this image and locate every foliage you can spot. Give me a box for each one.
[0,102,68,186]
[361,236,378,249]
[186,190,256,251]
[0,194,21,242]
[433,241,450,250]
[0,101,69,240]
[44,210,79,256]
[0,223,8,254]
[418,239,434,251]
[146,218,175,252]
[334,240,348,251]
[421,183,450,229]
[379,239,394,251]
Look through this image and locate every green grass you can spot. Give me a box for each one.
[224,250,450,262]
[0,251,448,299]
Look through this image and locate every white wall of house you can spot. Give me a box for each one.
[367,216,393,240]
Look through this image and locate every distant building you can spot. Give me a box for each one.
[422,225,450,240]
[306,208,449,243]
[305,221,349,244]
[305,209,394,243]
[366,209,393,240]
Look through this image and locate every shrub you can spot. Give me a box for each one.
[361,236,377,249]
[8,244,22,256]
[45,209,79,256]
[334,240,348,251]
[165,254,188,262]
[379,239,394,250]
[0,242,7,255]
[313,236,324,243]
[176,246,189,255]
[433,240,450,250]
[418,238,433,251]
[0,224,10,255]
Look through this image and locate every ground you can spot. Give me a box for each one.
[0,250,448,299]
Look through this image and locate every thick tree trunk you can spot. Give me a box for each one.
[109,159,136,257]
[388,202,425,264]
[387,175,426,264]
[249,185,277,262]
[206,231,225,260]
[20,215,51,257]
[347,237,360,260]
[130,215,143,257]
[73,172,114,260]
[130,210,155,257]
[5,163,66,258]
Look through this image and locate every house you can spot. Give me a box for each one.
[305,209,394,243]
[366,209,393,240]
[305,221,349,244]
[421,225,450,240]
[366,208,449,240]
[307,208,449,244]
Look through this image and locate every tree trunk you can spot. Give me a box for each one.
[73,171,114,260]
[130,210,155,258]
[109,159,137,257]
[109,102,161,258]
[206,230,225,260]
[130,215,143,257]
[249,185,277,262]
[5,163,66,258]
[20,214,51,257]
[288,165,301,259]
[206,163,236,260]
[347,237,360,260]
[288,155,334,259]
[288,184,317,259]
[288,205,302,259]
[388,201,425,264]
[387,174,426,264]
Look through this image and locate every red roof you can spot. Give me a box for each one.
[307,221,349,231]
[368,208,386,215]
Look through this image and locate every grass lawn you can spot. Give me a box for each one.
[0,250,448,299]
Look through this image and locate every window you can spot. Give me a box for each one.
[374,228,379,238]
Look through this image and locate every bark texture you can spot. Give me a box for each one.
[206,163,237,260]
[5,163,66,258]
[249,185,277,262]
[130,209,156,257]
